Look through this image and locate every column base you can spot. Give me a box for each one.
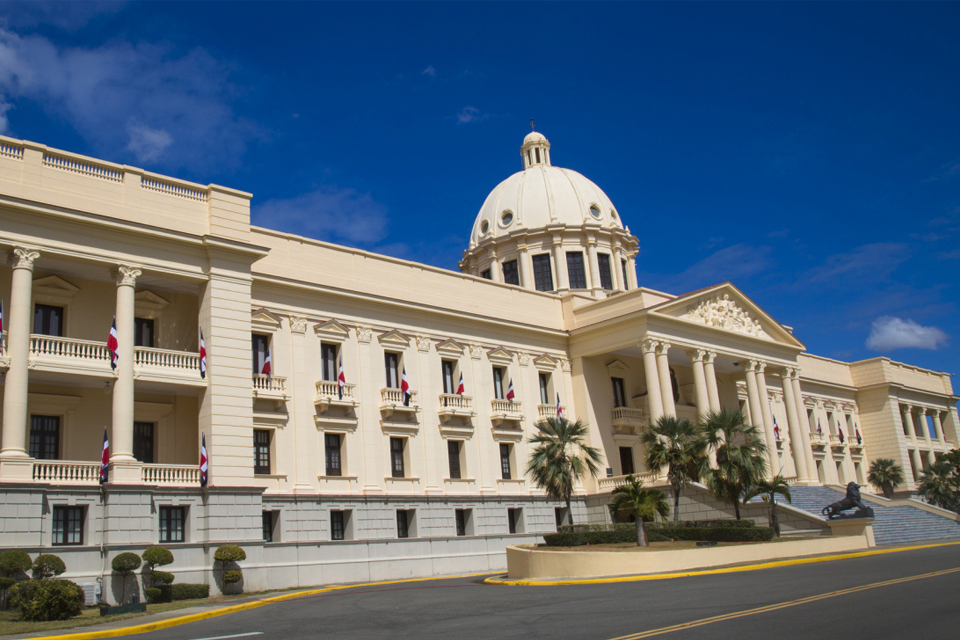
[0,457,35,482]
[107,460,143,485]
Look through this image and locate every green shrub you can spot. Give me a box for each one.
[144,588,162,603]
[649,524,774,542]
[156,584,173,603]
[0,551,32,578]
[142,546,174,568]
[222,570,242,584]
[667,519,755,529]
[170,583,209,600]
[213,545,246,563]
[10,579,83,621]
[111,553,142,574]
[0,577,15,591]
[543,523,670,546]
[32,554,66,580]
[152,570,175,585]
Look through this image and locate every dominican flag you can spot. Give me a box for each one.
[773,419,780,440]
[99,427,110,485]
[817,420,822,435]
[107,317,119,370]
[261,347,272,375]
[855,426,862,445]
[838,427,845,444]
[401,367,411,406]
[337,357,346,400]
[556,393,563,420]
[456,373,465,395]
[199,330,207,379]
[0,299,4,333]
[199,432,208,487]
[506,379,515,401]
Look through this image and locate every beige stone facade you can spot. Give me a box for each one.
[0,132,956,601]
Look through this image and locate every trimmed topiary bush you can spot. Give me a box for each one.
[32,554,66,580]
[170,583,209,600]
[10,579,83,621]
[152,570,175,585]
[0,550,32,579]
[222,570,242,584]
[214,545,245,592]
[142,545,175,591]
[111,552,142,604]
[144,588,162,603]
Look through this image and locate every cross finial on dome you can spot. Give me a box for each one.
[530,118,535,132]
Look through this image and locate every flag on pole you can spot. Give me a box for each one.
[556,393,563,420]
[337,357,346,400]
[505,379,515,401]
[99,427,110,485]
[817,420,822,435]
[199,432,208,487]
[199,330,207,379]
[838,426,845,444]
[456,373,465,395]
[401,366,411,406]
[107,317,119,370]
[855,426,862,445]
[773,418,780,440]
[261,347,272,375]
[0,299,4,334]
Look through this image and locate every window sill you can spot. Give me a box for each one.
[254,474,288,480]
[318,475,358,480]
[385,476,420,482]
[444,477,476,483]
[497,478,525,484]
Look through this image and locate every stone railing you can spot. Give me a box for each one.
[253,374,287,397]
[538,404,564,420]
[381,387,418,408]
[43,152,123,182]
[828,434,844,447]
[597,471,661,491]
[316,380,356,400]
[142,176,208,202]
[439,394,474,412]
[33,461,100,484]
[0,140,23,160]
[30,335,111,363]
[134,347,202,373]
[142,464,201,485]
[491,399,522,415]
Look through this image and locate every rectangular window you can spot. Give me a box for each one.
[331,510,345,541]
[619,447,635,476]
[254,429,271,475]
[29,415,60,460]
[397,510,409,539]
[597,253,613,290]
[492,367,505,400]
[502,260,519,286]
[385,352,400,389]
[532,254,554,292]
[262,511,276,542]
[448,440,462,479]
[325,433,342,476]
[52,506,84,546]
[500,443,512,480]
[252,333,270,374]
[508,508,523,534]
[621,259,629,290]
[566,252,587,289]
[442,360,456,394]
[538,373,550,405]
[611,377,626,408]
[134,317,154,348]
[391,437,405,478]
[480,269,492,280]
[159,506,185,543]
[455,509,469,537]
[555,507,568,529]
[321,344,338,382]
[33,304,64,337]
[133,422,155,464]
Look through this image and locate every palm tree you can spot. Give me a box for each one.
[744,474,792,537]
[527,416,604,526]
[699,408,768,520]
[916,459,958,510]
[642,416,708,521]
[609,475,669,546]
[867,458,905,499]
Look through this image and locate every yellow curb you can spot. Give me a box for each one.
[29,571,501,640]
[483,539,960,586]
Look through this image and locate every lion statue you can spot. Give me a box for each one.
[822,482,867,519]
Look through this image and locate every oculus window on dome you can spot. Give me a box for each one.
[589,204,602,220]
[480,220,490,235]
[500,210,514,227]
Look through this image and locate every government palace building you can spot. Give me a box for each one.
[0,130,956,600]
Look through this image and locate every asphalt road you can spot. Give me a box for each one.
[139,542,960,640]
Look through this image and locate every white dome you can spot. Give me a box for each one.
[469,164,624,246]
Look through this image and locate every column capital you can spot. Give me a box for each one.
[639,338,659,354]
[113,264,142,287]
[686,348,707,362]
[656,341,671,356]
[9,247,40,271]
[756,361,767,374]
[703,350,717,364]
[783,365,799,379]
[746,359,762,372]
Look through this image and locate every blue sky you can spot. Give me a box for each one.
[1,1,958,377]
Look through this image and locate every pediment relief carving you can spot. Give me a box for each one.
[681,294,769,339]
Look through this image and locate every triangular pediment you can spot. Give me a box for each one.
[533,353,559,372]
[606,359,630,374]
[378,329,411,349]
[650,283,804,348]
[435,339,465,358]
[251,308,283,332]
[487,347,515,366]
[314,319,351,342]
[135,290,169,319]
[32,275,79,303]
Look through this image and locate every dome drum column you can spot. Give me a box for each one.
[586,234,602,297]
[550,232,568,293]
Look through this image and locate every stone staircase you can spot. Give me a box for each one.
[783,486,959,546]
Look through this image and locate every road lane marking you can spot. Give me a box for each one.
[607,566,960,639]
[190,634,264,640]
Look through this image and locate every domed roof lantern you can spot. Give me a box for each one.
[521,120,551,169]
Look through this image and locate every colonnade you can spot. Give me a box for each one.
[899,403,948,474]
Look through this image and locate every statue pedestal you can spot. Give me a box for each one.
[827,517,875,547]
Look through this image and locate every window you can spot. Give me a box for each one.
[597,253,613,290]
[502,260,519,285]
[535,148,540,164]
[508,508,523,534]
[325,433,342,476]
[500,443,512,480]
[532,254,554,292]
[611,377,626,408]
[480,269,492,280]
[589,204,602,219]
[619,447,634,476]
[385,352,400,389]
[331,510,345,540]
[252,333,270,374]
[29,415,59,460]
[455,509,470,536]
[52,506,83,546]
[492,367,505,400]
[555,507,568,528]
[254,429,271,475]
[391,437,405,478]
[566,252,587,289]
[159,506,185,543]
[134,317,154,348]
[538,373,550,405]
[397,510,410,538]
[321,344,338,382]
[500,210,514,227]
[448,440,462,479]
[133,422,155,463]
[621,259,629,290]
[442,360,456,394]
[33,304,64,337]
[262,511,277,542]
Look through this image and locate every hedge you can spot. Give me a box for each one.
[10,579,83,621]
[170,583,209,600]
[650,524,774,542]
[663,519,755,529]
[543,520,773,546]
[543,523,669,546]
[144,588,162,603]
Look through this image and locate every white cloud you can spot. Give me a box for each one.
[421,65,435,77]
[252,187,389,246]
[456,106,485,124]
[865,316,949,351]
[0,1,126,31]
[125,122,172,163]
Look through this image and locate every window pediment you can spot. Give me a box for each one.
[135,290,170,320]
[487,347,515,366]
[32,275,79,306]
[252,308,283,332]
[314,319,351,342]
[533,354,559,372]
[378,329,411,350]
[606,359,630,375]
[436,339,466,358]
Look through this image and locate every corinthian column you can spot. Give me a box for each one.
[754,362,780,475]
[688,350,710,419]
[790,370,817,478]
[657,342,676,418]
[1,247,41,463]
[780,367,810,482]
[703,351,721,412]
[640,339,664,423]
[110,264,141,467]
[744,362,769,469]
